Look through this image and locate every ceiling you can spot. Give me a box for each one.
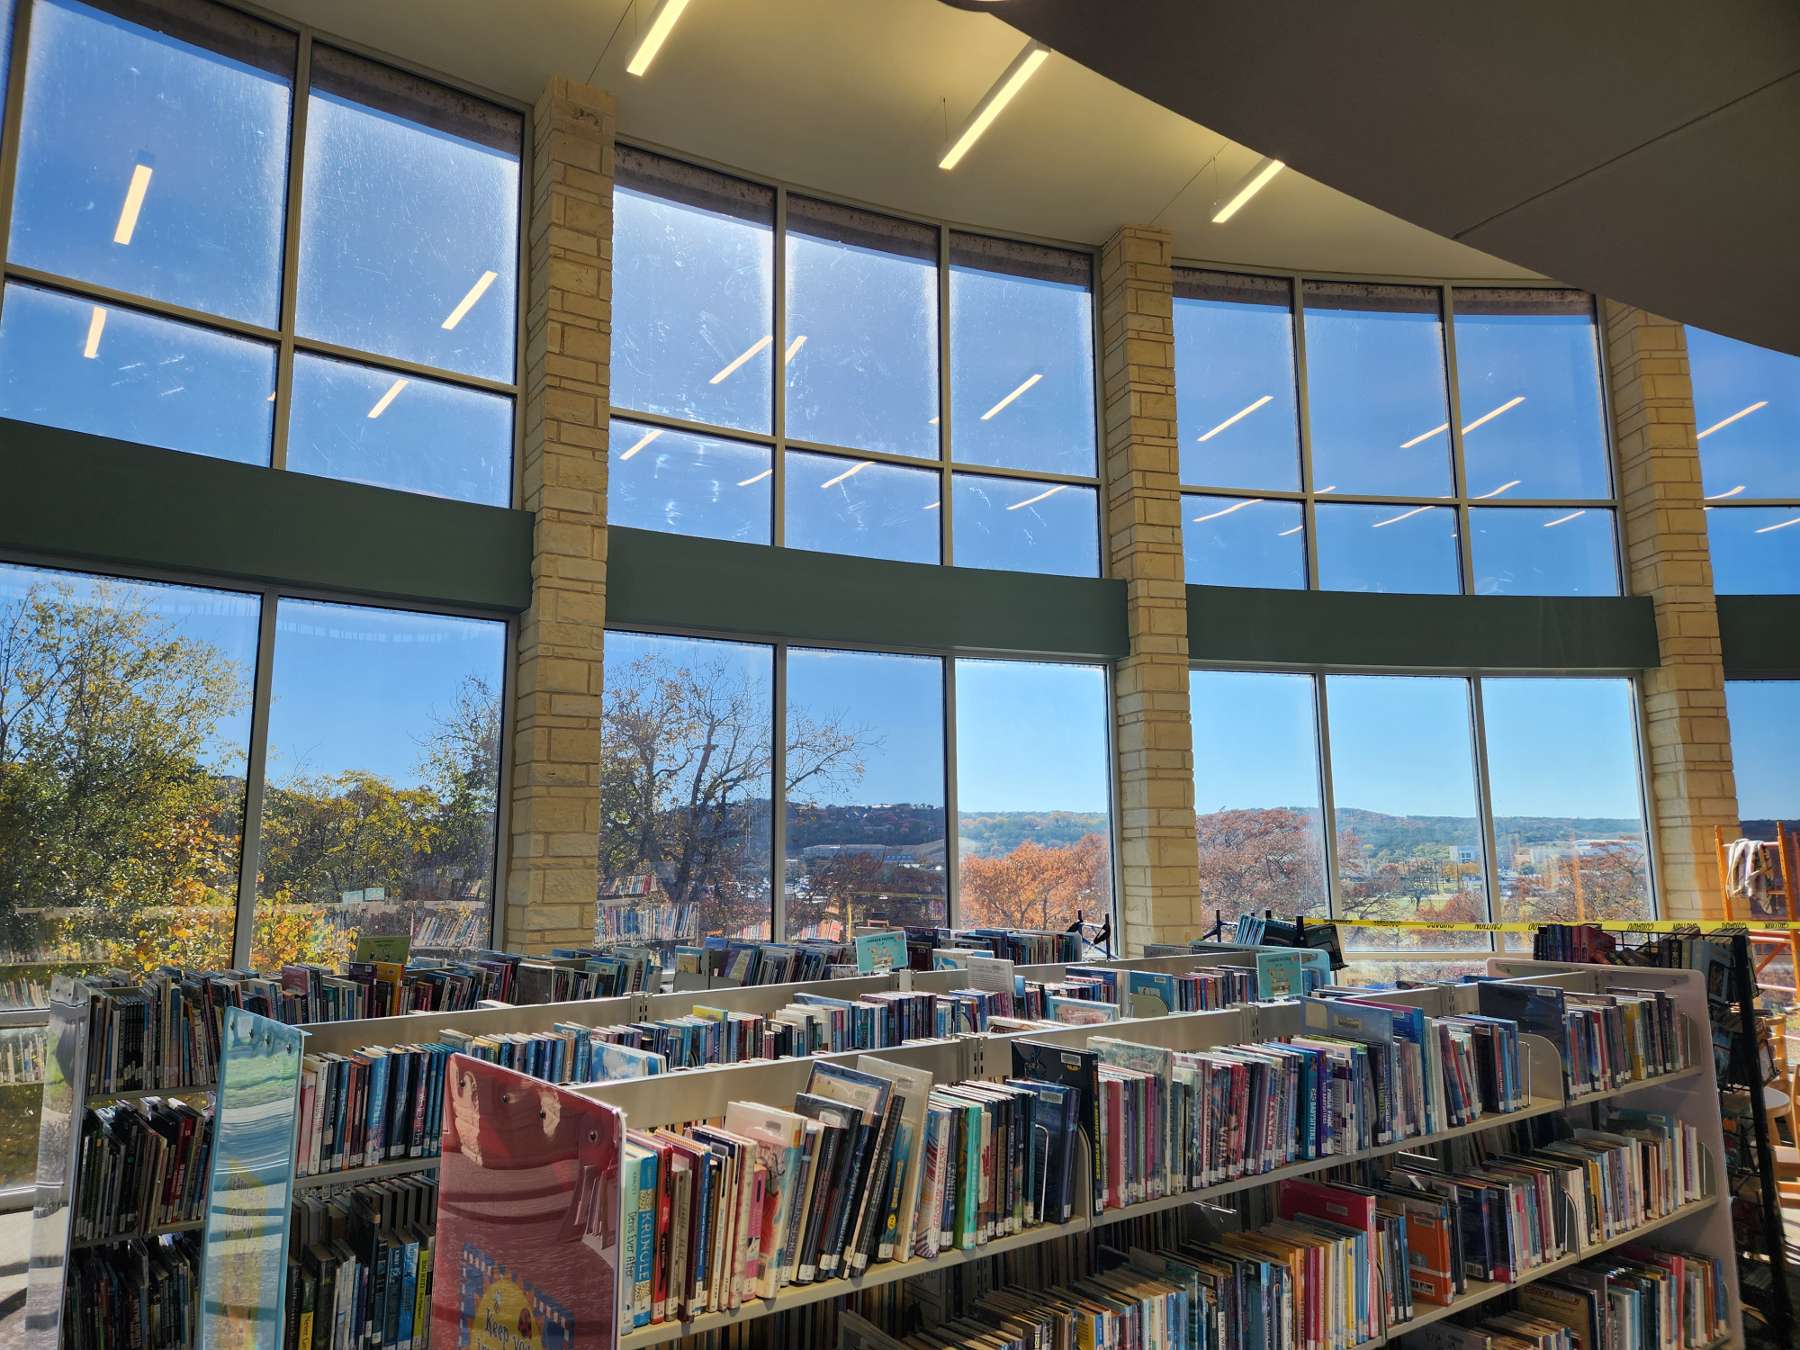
[260,0,1536,281]
[945,0,1800,355]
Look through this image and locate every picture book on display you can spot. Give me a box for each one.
[428,1057,624,1350]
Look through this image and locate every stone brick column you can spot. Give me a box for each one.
[1604,301,1739,919]
[505,77,615,952]
[1097,226,1202,952]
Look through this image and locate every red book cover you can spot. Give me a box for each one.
[430,1055,624,1350]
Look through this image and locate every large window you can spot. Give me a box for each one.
[256,599,507,960]
[1689,326,1800,593]
[609,150,1102,578]
[0,0,520,504]
[1175,274,1619,596]
[1726,681,1800,835]
[599,634,1116,947]
[1190,666,1653,960]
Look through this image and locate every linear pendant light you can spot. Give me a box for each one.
[1212,154,1285,224]
[940,41,1050,171]
[627,0,691,77]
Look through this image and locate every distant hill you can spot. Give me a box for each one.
[957,810,1109,857]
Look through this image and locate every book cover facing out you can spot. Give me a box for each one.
[430,1055,624,1350]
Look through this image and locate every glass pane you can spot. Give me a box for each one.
[0,282,274,464]
[1182,493,1306,588]
[951,474,1098,577]
[257,599,506,959]
[785,450,939,563]
[785,648,946,939]
[1708,506,1800,594]
[1470,506,1618,596]
[1452,289,1610,500]
[612,149,774,434]
[1340,958,1488,987]
[607,417,771,544]
[1303,281,1452,497]
[954,659,1113,933]
[10,0,292,325]
[1190,670,1326,928]
[1315,501,1460,594]
[949,234,1094,476]
[0,1029,45,1192]
[298,46,520,381]
[1482,678,1651,946]
[785,196,937,458]
[0,561,259,970]
[1688,326,1800,500]
[600,631,773,949]
[1726,681,1800,834]
[1174,271,1300,490]
[1325,674,1487,951]
[287,351,512,505]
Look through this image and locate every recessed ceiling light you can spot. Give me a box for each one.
[626,0,692,77]
[820,461,872,490]
[1191,498,1263,524]
[1197,394,1272,442]
[1542,510,1587,529]
[1753,515,1800,535]
[1399,421,1450,450]
[1461,395,1526,434]
[710,336,772,385]
[1705,484,1747,500]
[367,378,408,418]
[1473,479,1523,500]
[113,164,153,246]
[737,468,772,487]
[923,500,941,511]
[441,271,498,330]
[1696,400,1768,440]
[940,41,1051,171]
[82,307,106,360]
[619,427,664,461]
[1371,506,1431,529]
[981,373,1042,420]
[1277,524,1303,537]
[1007,484,1067,512]
[1212,155,1285,224]
[784,335,807,362]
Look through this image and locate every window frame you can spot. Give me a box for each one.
[0,544,518,966]
[1172,261,1627,597]
[1188,656,1661,954]
[0,0,528,506]
[607,142,1108,577]
[605,621,1121,941]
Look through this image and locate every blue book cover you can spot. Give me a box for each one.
[1124,969,1180,1016]
[854,930,908,974]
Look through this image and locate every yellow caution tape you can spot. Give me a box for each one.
[1324,917,1788,933]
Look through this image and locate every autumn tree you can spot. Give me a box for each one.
[1194,807,1328,924]
[959,833,1110,932]
[788,848,944,940]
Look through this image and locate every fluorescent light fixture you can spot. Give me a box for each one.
[1197,394,1272,442]
[1192,497,1263,524]
[1696,400,1768,440]
[1212,155,1285,224]
[1462,395,1526,434]
[1371,505,1431,529]
[923,500,941,511]
[82,307,106,359]
[1277,524,1304,537]
[367,378,408,418]
[1007,484,1067,512]
[820,460,872,490]
[1473,479,1523,500]
[441,270,498,330]
[1317,485,1337,493]
[1706,484,1747,501]
[626,0,691,77]
[619,427,664,461]
[736,468,772,487]
[1754,515,1800,535]
[709,335,772,385]
[113,164,153,246]
[266,390,277,403]
[1542,510,1587,529]
[784,335,807,363]
[928,416,940,426]
[980,372,1042,420]
[1400,421,1450,450]
[939,41,1050,171]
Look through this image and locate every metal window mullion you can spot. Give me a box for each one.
[511,98,530,510]
[943,655,959,927]
[771,187,787,548]
[1441,284,1477,595]
[271,34,313,472]
[487,611,518,948]
[938,224,952,566]
[1591,298,1632,595]
[1467,675,1504,954]
[770,640,787,942]
[1103,659,1125,946]
[1291,279,1321,589]
[0,0,37,315]
[233,593,281,968]
[1086,244,1106,579]
[1629,673,1665,921]
[1313,673,1343,924]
